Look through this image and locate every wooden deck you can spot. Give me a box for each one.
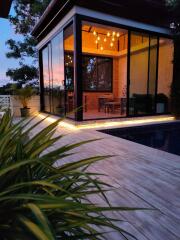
[33,115,180,240]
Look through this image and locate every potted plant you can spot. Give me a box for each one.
[156,93,168,113]
[15,86,36,117]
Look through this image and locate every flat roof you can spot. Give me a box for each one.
[0,0,12,18]
[32,0,171,41]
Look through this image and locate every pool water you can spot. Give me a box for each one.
[100,122,180,156]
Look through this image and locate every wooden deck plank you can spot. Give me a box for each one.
[31,117,180,240]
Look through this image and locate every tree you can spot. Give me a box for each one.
[166,0,180,117]
[6,64,38,85]
[6,0,50,86]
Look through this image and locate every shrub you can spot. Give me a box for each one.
[0,111,138,239]
[14,86,36,108]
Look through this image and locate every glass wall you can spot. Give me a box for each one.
[41,31,65,116]
[64,23,75,119]
[40,22,75,118]
[148,37,158,115]
[129,32,158,116]
[82,21,128,120]
[42,46,51,113]
[157,38,173,114]
[51,32,65,116]
[40,18,173,121]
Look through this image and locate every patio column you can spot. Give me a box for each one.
[73,14,83,121]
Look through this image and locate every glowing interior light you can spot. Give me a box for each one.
[112,37,115,41]
[100,46,104,50]
[95,40,98,44]
[107,32,110,37]
[116,32,120,37]
[113,32,116,36]
[97,36,100,41]
[110,42,114,47]
[104,38,107,42]
[93,31,96,36]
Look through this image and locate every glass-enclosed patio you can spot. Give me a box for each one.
[40,16,173,121]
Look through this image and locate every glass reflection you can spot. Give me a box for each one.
[157,38,173,113]
[51,32,65,116]
[129,32,158,116]
[64,23,75,119]
[42,46,51,112]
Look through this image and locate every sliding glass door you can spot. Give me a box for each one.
[81,20,128,120]
[51,32,65,116]
[64,22,75,119]
[129,32,158,116]
[41,31,66,116]
[42,45,51,113]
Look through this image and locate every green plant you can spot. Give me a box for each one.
[14,86,36,108]
[0,111,139,240]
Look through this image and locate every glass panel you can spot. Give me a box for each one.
[129,32,158,116]
[51,32,65,116]
[64,23,75,119]
[157,38,173,113]
[42,46,51,112]
[148,36,158,113]
[129,32,149,115]
[82,21,128,120]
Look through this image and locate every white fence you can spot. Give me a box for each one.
[0,95,13,115]
[0,95,40,117]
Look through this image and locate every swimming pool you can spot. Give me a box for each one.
[100,122,180,156]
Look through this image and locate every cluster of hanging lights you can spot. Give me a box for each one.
[93,30,120,51]
[66,55,73,66]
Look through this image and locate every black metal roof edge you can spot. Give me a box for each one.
[32,0,70,36]
[32,0,59,34]
[32,0,171,40]
[0,0,12,18]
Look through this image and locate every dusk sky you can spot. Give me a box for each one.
[0,5,32,87]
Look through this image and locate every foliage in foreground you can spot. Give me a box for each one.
[0,111,138,240]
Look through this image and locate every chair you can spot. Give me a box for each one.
[104,98,120,114]
[67,95,74,112]
[98,96,113,112]
[120,98,127,115]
